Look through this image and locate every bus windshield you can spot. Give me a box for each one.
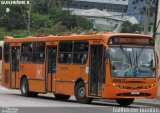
[109,47,155,78]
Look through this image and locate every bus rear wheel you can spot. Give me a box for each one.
[20,77,38,97]
[54,94,70,100]
[75,81,93,104]
[20,77,29,97]
[116,98,134,106]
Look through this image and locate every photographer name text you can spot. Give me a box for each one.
[1,0,30,5]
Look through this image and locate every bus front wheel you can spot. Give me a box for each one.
[75,81,93,104]
[54,94,70,100]
[116,98,134,106]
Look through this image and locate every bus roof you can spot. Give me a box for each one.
[3,33,153,43]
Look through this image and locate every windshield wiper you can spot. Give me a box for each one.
[120,45,133,67]
[137,46,146,60]
[132,49,139,67]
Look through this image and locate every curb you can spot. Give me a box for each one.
[133,101,160,107]
[98,99,160,107]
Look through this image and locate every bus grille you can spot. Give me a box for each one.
[122,86,151,90]
[117,93,151,97]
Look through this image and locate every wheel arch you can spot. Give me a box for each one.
[20,75,28,86]
[74,78,85,90]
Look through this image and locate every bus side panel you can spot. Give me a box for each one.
[2,43,11,89]
[19,64,45,93]
[2,62,11,89]
[72,65,89,96]
[55,64,74,95]
[56,82,74,95]
[29,80,45,92]
[55,63,89,96]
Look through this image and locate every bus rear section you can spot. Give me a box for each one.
[1,34,159,106]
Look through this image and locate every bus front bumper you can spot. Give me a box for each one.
[105,84,158,99]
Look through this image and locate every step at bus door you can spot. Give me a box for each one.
[89,45,105,97]
[46,46,57,92]
[11,46,20,89]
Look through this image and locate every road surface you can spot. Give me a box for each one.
[0,85,159,113]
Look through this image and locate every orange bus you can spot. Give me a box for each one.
[1,33,159,106]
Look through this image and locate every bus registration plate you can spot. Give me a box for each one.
[131,91,140,95]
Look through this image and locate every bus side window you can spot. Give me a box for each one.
[73,41,89,64]
[58,41,73,64]
[33,42,45,63]
[21,43,33,63]
[4,43,10,63]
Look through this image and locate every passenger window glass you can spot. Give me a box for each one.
[33,42,45,63]
[58,41,73,63]
[21,43,33,63]
[4,43,10,63]
[73,41,88,64]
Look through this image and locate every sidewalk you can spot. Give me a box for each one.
[134,98,160,107]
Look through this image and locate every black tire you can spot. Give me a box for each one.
[30,92,38,97]
[54,94,70,100]
[20,77,29,97]
[20,77,38,97]
[75,81,93,104]
[116,98,134,106]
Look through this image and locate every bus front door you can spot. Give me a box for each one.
[89,45,105,97]
[46,46,57,92]
[11,46,20,89]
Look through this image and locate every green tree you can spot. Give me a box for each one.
[31,13,53,29]
[0,5,28,31]
[0,0,93,37]
[120,21,140,33]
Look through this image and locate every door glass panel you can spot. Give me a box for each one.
[89,45,105,96]
[4,43,10,63]
[46,46,57,92]
[12,47,20,72]
[47,46,57,73]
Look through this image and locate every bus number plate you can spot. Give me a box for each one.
[131,91,140,95]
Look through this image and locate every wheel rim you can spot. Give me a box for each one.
[22,81,27,94]
[78,87,86,98]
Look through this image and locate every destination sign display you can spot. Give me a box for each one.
[108,37,154,45]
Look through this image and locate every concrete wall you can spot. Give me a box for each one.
[88,17,122,31]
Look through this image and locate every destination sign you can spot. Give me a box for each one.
[108,37,154,45]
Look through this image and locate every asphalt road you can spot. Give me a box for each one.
[0,85,159,113]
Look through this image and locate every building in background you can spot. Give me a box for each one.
[128,0,156,31]
[62,0,139,32]
[62,0,128,13]
[67,8,138,32]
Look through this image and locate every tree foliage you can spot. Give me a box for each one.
[0,0,92,37]
[0,5,27,31]
[120,21,141,33]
